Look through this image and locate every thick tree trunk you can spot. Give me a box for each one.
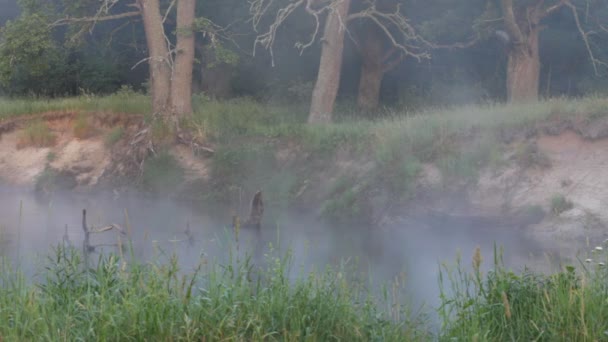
[506,28,540,102]
[357,65,383,110]
[138,0,172,114]
[357,25,386,111]
[170,0,196,116]
[308,0,351,124]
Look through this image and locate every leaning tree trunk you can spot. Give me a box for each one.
[357,25,386,111]
[308,0,351,124]
[170,0,196,116]
[139,0,172,114]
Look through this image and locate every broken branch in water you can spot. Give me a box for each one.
[81,209,128,268]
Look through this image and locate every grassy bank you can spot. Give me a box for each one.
[1,241,608,340]
[5,93,608,220]
[0,88,150,119]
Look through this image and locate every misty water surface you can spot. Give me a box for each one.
[0,186,555,316]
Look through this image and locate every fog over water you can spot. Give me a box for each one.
[0,186,559,319]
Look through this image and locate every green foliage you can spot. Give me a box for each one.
[0,243,429,341]
[142,151,185,194]
[320,176,368,223]
[208,143,277,201]
[550,194,574,215]
[0,14,60,92]
[46,152,56,162]
[104,126,124,147]
[191,97,305,142]
[299,123,371,156]
[0,93,149,120]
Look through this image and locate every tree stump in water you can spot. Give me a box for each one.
[243,191,264,230]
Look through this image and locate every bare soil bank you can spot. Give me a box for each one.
[0,112,605,264]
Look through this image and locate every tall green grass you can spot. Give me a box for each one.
[0,242,430,341]
[0,92,150,119]
[438,245,608,341]
[3,238,608,341]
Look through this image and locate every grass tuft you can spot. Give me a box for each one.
[550,194,574,215]
[17,119,56,148]
[72,113,96,139]
[104,126,124,147]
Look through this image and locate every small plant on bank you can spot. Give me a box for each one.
[104,126,124,147]
[73,113,96,139]
[514,141,551,169]
[17,119,56,148]
[46,152,56,162]
[550,193,573,215]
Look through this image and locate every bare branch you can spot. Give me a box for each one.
[541,0,568,18]
[50,11,141,27]
[163,0,176,23]
[564,0,607,76]
[347,3,429,61]
[382,51,404,73]
[250,0,331,66]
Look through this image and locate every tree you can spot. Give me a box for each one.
[351,4,432,112]
[48,0,198,118]
[138,0,172,115]
[251,0,430,122]
[308,0,351,123]
[170,0,196,116]
[483,0,600,102]
[355,23,396,111]
[0,14,59,91]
